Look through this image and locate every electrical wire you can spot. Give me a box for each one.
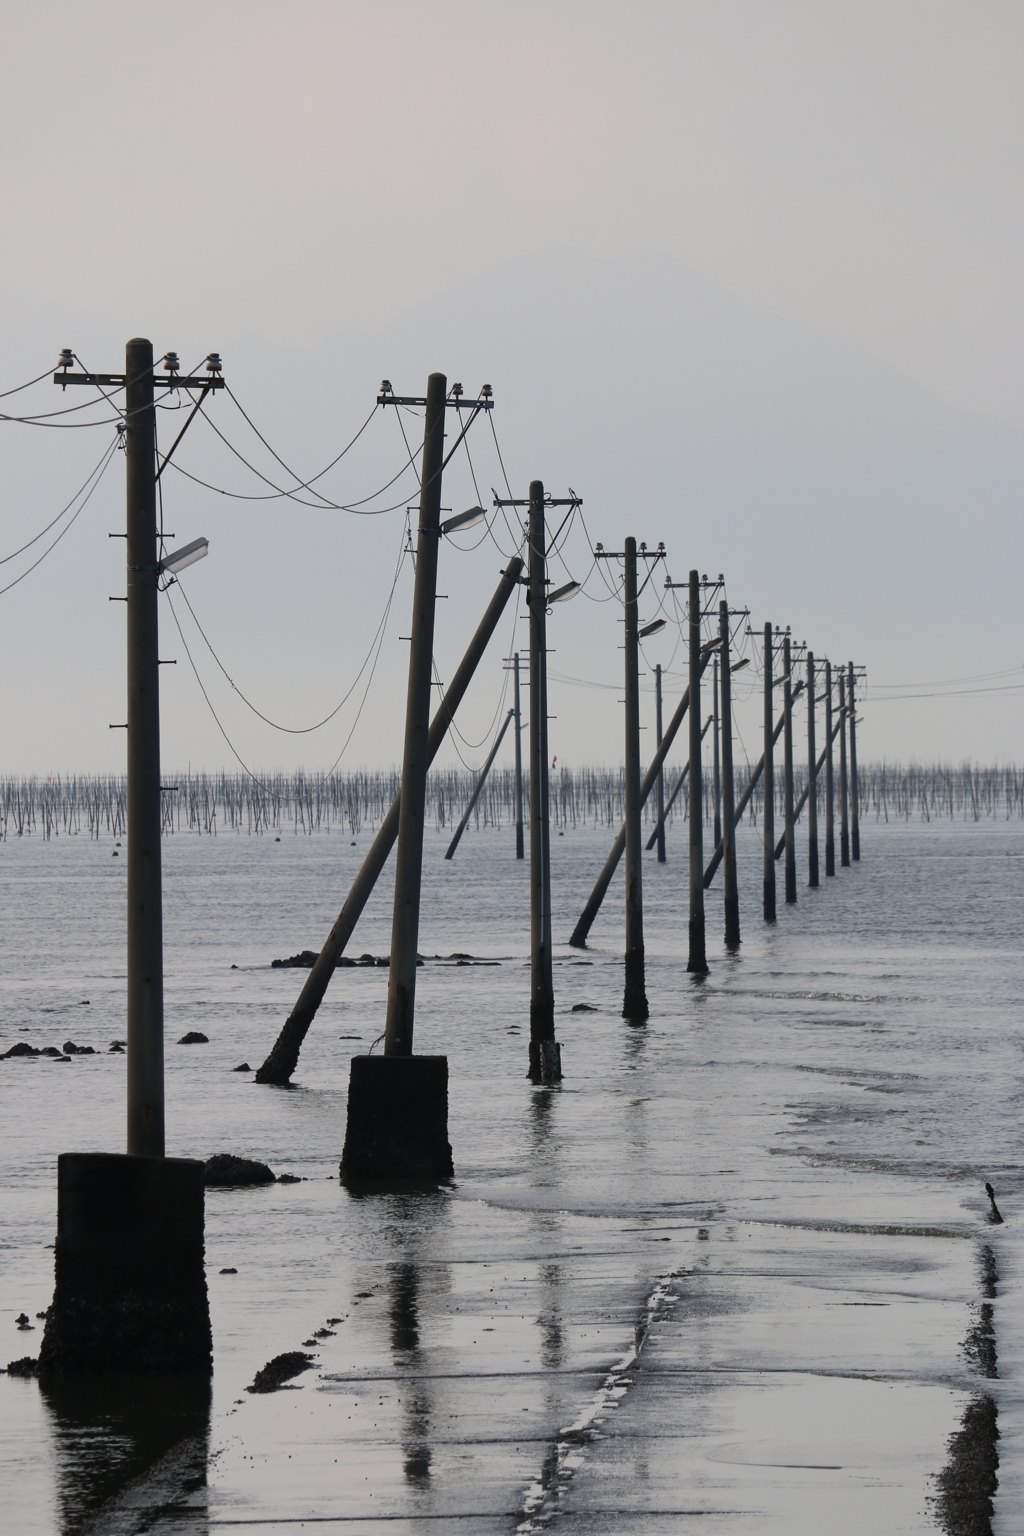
[170,521,407,733]
[0,435,119,598]
[0,365,66,400]
[0,435,120,568]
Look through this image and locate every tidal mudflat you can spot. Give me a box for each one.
[1,817,1020,1533]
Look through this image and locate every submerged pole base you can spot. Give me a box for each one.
[622,948,649,1019]
[686,918,708,974]
[528,1039,562,1083]
[38,1153,211,1378]
[340,1055,453,1182]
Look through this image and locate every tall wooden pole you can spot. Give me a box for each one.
[783,633,797,905]
[528,481,558,1078]
[807,650,819,887]
[622,538,648,1017]
[513,652,525,860]
[763,622,776,921]
[848,661,861,861]
[383,372,447,1057]
[687,571,708,972]
[125,337,164,1158]
[824,659,835,876]
[712,657,722,851]
[654,663,666,863]
[719,600,740,948]
[839,670,850,868]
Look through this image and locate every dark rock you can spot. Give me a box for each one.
[5,1357,38,1377]
[3,1042,41,1058]
[62,1041,96,1055]
[572,1002,599,1012]
[985,1182,1004,1224]
[41,1046,64,1057]
[233,1062,251,1072]
[108,1043,124,1054]
[357,954,376,967]
[272,950,318,969]
[110,1039,126,1049]
[326,1317,342,1325]
[16,1314,33,1329]
[177,1031,209,1045]
[450,952,473,960]
[79,1000,90,1006]
[204,1154,276,1187]
[246,1351,315,1393]
[219,1268,238,1275]
[336,956,356,967]
[276,1173,302,1183]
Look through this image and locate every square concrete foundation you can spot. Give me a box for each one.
[38,1152,212,1377]
[341,1055,453,1182]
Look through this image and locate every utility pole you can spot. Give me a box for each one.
[687,570,708,972]
[344,376,494,1179]
[621,538,648,1018]
[495,486,580,1077]
[848,661,861,861]
[40,341,222,1377]
[807,651,819,887]
[824,660,836,877]
[839,670,850,867]
[383,371,448,1059]
[654,664,666,863]
[512,652,525,860]
[783,632,797,906]
[763,623,776,921]
[712,656,722,851]
[719,600,740,948]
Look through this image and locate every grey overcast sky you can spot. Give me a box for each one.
[1,2,1022,772]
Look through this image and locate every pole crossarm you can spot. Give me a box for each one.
[55,372,225,391]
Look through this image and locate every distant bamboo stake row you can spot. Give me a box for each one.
[0,762,1021,842]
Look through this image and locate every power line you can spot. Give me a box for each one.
[0,435,119,598]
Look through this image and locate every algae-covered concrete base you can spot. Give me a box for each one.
[340,1055,453,1182]
[38,1152,211,1377]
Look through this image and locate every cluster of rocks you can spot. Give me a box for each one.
[2,1038,124,1060]
[203,1153,303,1187]
[272,950,484,969]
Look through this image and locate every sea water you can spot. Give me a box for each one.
[0,815,1021,1533]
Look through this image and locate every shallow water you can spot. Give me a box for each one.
[1,815,1021,1532]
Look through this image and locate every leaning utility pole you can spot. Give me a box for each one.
[763,623,777,921]
[848,661,861,862]
[512,652,525,859]
[783,632,797,906]
[719,600,740,948]
[807,650,819,888]
[654,664,666,863]
[621,538,648,1017]
[839,670,850,868]
[687,570,708,972]
[824,660,836,877]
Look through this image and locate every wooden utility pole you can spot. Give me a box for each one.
[824,660,836,876]
[763,622,777,921]
[124,338,165,1157]
[528,481,558,1079]
[622,538,648,1017]
[839,670,850,867]
[848,661,861,861]
[654,664,666,863]
[712,657,722,851]
[383,372,448,1058]
[807,651,819,888]
[513,652,525,860]
[783,632,797,905]
[719,600,740,948]
[687,571,708,972]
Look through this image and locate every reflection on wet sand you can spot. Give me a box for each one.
[387,1259,433,1485]
[40,1373,210,1535]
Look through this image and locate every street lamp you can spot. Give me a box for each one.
[440,506,486,536]
[160,537,209,577]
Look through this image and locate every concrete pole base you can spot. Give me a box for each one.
[38,1153,211,1378]
[340,1055,454,1182]
[686,918,708,974]
[528,1039,562,1083]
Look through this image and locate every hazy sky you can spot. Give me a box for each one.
[1,3,1021,772]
